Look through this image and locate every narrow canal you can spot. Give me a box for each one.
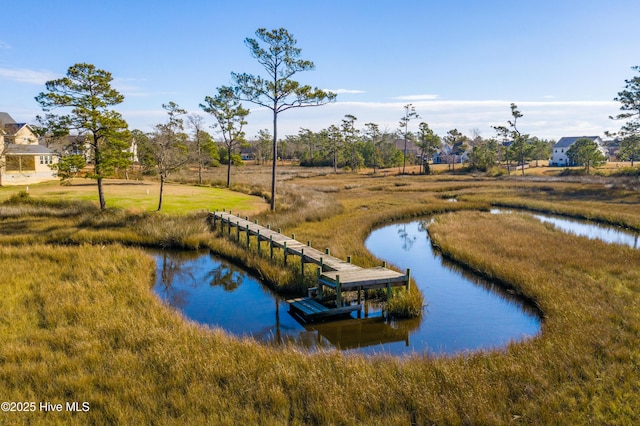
[172,217,640,355]
[152,211,636,355]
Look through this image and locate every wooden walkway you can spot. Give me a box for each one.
[209,211,411,321]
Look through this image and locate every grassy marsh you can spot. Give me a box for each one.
[1,165,639,424]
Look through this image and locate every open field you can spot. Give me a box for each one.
[0,165,639,424]
[0,179,268,215]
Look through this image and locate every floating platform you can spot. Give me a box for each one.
[288,297,362,321]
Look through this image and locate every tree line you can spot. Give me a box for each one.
[31,27,640,211]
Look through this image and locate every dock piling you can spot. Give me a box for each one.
[257,230,261,252]
[284,241,288,265]
[317,267,323,299]
[270,236,274,259]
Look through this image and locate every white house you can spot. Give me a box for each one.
[0,112,59,185]
[550,136,607,166]
[432,143,469,164]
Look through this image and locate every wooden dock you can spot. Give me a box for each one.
[209,211,411,321]
[288,298,361,320]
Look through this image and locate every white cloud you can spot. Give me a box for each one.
[239,98,621,140]
[0,67,59,85]
[326,88,366,94]
[392,94,439,101]
[112,77,152,97]
[90,98,623,141]
[0,41,11,49]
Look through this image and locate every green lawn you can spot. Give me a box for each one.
[0,179,267,214]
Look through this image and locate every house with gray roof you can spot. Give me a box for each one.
[0,112,58,185]
[550,136,607,166]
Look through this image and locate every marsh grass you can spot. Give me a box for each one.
[0,244,447,423]
[456,182,640,230]
[2,169,640,423]
[1,191,99,218]
[0,197,212,250]
[4,222,638,424]
[252,183,345,230]
[427,211,640,423]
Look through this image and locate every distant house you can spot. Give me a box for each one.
[393,138,421,157]
[550,136,607,166]
[55,134,137,164]
[602,138,620,161]
[0,112,58,185]
[240,147,255,161]
[60,134,90,161]
[432,149,450,164]
[432,143,468,164]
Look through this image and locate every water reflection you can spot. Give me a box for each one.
[432,244,541,318]
[155,251,199,310]
[397,223,417,251]
[305,317,413,350]
[151,250,413,355]
[205,264,245,291]
[533,214,639,249]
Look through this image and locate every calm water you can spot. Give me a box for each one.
[152,250,301,343]
[534,214,639,249]
[364,221,541,354]
[152,250,418,354]
[491,209,640,249]
[152,222,544,356]
[152,212,637,355]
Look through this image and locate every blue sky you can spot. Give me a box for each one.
[1,0,639,140]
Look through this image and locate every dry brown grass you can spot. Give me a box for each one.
[427,211,640,423]
[1,165,640,423]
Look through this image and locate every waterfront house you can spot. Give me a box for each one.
[549,136,607,166]
[0,112,58,185]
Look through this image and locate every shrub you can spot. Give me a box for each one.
[386,287,425,318]
[486,166,507,177]
[6,190,31,203]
